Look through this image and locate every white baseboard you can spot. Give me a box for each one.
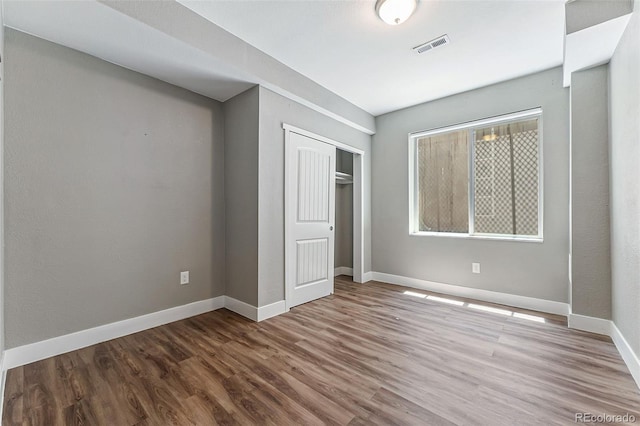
[3,296,225,370]
[370,271,569,316]
[257,300,288,321]
[334,266,353,277]
[224,297,288,322]
[224,296,258,321]
[565,316,640,391]
[611,323,640,390]
[568,313,612,335]
[362,271,373,282]
[370,272,640,391]
[3,295,290,371]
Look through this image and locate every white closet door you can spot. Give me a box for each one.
[286,132,336,308]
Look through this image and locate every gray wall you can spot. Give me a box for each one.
[102,0,376,134]
[0,6,5,356]
[372,67,570,302]
[570,65,611,319]
[335,184,353,269]
[258,86,372,306]
[223,86,259,306]
[335,150,353,269]
[566,0,634,34]
[4,29,225,348]
[610,0,640,359]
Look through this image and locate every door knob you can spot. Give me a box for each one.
[330,226,334,231]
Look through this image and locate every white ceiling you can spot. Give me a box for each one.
[179,0,566,116]
[4,0,566,119]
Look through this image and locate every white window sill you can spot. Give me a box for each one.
[409,231,543,243]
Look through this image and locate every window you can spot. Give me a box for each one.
[409,109,542,240]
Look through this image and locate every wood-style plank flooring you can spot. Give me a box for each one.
[4,276,640,425]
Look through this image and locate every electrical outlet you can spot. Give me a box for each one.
[472,263,481,274]
[180,271,189,285]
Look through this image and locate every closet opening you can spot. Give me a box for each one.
[335,149,354,278]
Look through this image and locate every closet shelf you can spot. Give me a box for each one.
[336,171,353,185]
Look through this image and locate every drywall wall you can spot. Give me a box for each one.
[335,150,354,269]
[223,86,260,306]
[570,65,611,319]
[566,0,634,34]
[0,3,5,356]
[335,184,353,269]
[258,86,371,306]
[101,0,375,134]
[4,29,225,348]
[372,67,570,302]
[610,0,640,358]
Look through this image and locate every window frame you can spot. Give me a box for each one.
[408,108,543,242]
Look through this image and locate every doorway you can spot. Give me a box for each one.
[335,149,354,278]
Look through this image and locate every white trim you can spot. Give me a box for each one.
[2,295,291,371]
[407,130,416,236]
[370,270,640,392]
[537,111,544,239]
[410,108,543,139]
[335,266,354,277]
[284,127,293,310]
[257,300,288,322]
[3,296,225,370]
[362,271,373,283]
[565,316,640,391]
[282,123,365,156]
[352,153,364,283]
[408,108,543,240]
[224,297,287,322]
[370,271,569,316]
[224,296,258,322]
[567,313,611,335]
[611,323,640,390]
[409,231,543,243]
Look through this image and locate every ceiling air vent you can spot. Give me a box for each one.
[413,34,450,54]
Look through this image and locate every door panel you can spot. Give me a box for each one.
[297,149,330,222]
[287,132,335,308]
[296,238,328,287]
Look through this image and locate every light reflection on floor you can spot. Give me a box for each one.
[403,290,546,323]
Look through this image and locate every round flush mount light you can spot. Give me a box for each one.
[375,0,417,25]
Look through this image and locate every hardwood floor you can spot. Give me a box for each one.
[4,276,640,425]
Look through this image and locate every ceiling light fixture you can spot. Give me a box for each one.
[375,0,417,26]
